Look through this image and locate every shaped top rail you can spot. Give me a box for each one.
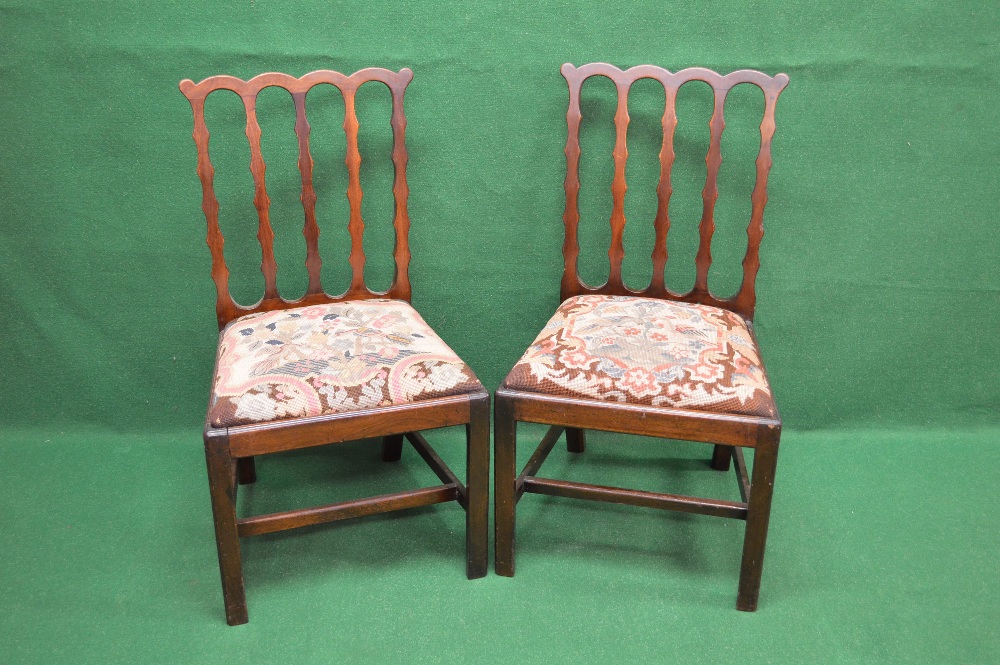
[560,63,789,321]
[179,68,414,329]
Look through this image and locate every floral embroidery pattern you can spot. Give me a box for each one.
[504,295,775,417]
[210,300,481,427]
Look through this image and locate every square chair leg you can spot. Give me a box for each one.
[381,434,405,462]
[465,396,490,578]
[204,431,248,625]
[494,393,517,576]
[736,430,781,611]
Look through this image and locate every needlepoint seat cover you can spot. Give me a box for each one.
[209,300,483,427]
[504,295,776,418]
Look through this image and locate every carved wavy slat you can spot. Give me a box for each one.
[388,70,414,300]
[241,93,279,301]
[694,87,728,296]
[607,80,631,290]
[560,63,583,301]
[292,91,322,296]
[180,68,415,329]
[648,84,678,295]
[556,63,788,320]
[735,74,789,320]
[187,97,236,327]
[342,87,367,296]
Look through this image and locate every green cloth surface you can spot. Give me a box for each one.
[0,0,998,662]
[1,427,998,662]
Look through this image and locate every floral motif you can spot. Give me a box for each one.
[210,300,482,427]
[503,295,775,417]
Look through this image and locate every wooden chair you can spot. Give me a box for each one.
[179,68,489,625]
[494,63,789,611]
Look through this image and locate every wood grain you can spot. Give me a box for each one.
[558,62,789,321]
[497,63,788,612]
[180,68,415,329]
[182,67,486,625]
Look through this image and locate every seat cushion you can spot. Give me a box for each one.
[504,295,775,418]
[209,300,482,427]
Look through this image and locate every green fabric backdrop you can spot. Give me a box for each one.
[1,1,998,432]
[2,2,999,663]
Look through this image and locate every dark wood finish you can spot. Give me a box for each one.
[733,447,751,503]
[737,429,780,611]
[236,485,459,537]
[464,395,490,579]
[179,68,413,329]
[494,393,517,577]
[236,456,257,485]
[204,430,247,626]
[559,63,788,321]
[181,67,488,625]
[511,390,776,447]
[405,431,468,508]
[515,425,565,500]
[522,477,748,520]
[496,63,788,611]
[710,444,732,471]
[381,434,404,462]
[227,394,475,457]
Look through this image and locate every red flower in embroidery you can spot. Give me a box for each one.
[732,354,752,373]
[560,349,596,370]
[622,327,642,336]
[689,363,724,382]
[618,367,660,397]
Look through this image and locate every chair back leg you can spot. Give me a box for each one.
[566,427,586,453]
[381,434,405,462]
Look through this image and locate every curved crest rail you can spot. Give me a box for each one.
[179,68,414,328]
[560,63,789,320]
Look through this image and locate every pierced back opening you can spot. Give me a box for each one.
[179,68,414,329]
[560,63,789,321]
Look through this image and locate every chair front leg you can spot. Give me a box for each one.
[736,428,781,611]
[465,395,490,578]
[204,430,248,625]
[494,393,517,576]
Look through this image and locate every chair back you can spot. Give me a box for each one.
[180,68,414,328]
[560,63,789,320]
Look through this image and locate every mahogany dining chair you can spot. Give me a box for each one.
[179,67,489,625]
[494,63,789,611]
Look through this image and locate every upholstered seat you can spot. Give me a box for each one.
[504,295,775,418]
[210,300,483,427]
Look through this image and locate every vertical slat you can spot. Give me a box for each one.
[648,84,678,294]
[242,92,279,301]
[342,86,367,295]
[734,78,786,320]
[560,64,583,300]
[292,91,323,296]
[188,95,235,327]
[607,79,631,290]
[388,71,413,300]
[693,85,728,295]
